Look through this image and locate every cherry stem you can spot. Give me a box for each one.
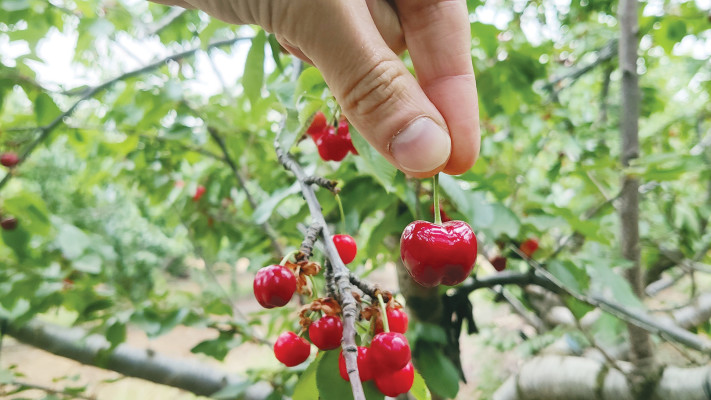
[279,250,299,267]
[433,173,442,225]
[335,194,346,233]
[377,293,390,333]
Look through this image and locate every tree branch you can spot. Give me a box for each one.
[3,319,271,399]
[543,39,618,93]
[493,356,711,400]
[274,125,365,399]
[0,36,252,192]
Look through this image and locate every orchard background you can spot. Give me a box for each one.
[1,0,711,399]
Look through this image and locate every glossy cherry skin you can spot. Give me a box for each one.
[192,185,206,202]
[400,220,477,287]
[375,308,409,334]
[369,332,411,373]
[1,217,18,231]
[374,362,415,397]
[316,128,350,162]
[490,256,507,272]
[307,111,327,136]
[253,265,296,308]
[0,152,19,167]
[338,346,373,381]
[333,234,357,264]
[309,316,343,350]
[520,238,539,257]
[273,332,310,367]
[337,119,358,155]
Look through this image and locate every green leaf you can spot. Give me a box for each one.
[415,343,459,399]
[106,321,126,347]
[252,182,301,224]
[295,67,326,99]
[547,260,589,294]
[316,350,384,400]
[1,0,30,11]
[487,204,520,238]
[267,33,284,72]
[410,369,432,400]
[34,92,62,126]
[351,127,398,192]
[55,223,90,260]
[243,30,267,104]
[411,322,448,345]
[293,354,321,400]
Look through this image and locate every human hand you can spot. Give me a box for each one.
[151,0,480,177]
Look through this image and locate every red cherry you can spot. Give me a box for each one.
[1,152,20,168]
[192,185,206,202]
[274,332,310,367]
[316,129,350,162]
[1,217,18,231]
[400,220,477,287]
[490,256,507,272]
[307,111,327,137]
[338,346,373,381]
[429,204,452,222]
[309,316,343,350]
[374,362,415,397]
[520,238,539,257]
[369,332,411,373]
[375,308,409,334]
[253,265,296,308]
[333,234,357,264]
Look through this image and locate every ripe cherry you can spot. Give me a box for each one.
[375,308,409,334]
[369,332,411,373]
[316,128,350,162]
[1,217,18,231]
[491,256,507,272]
[273,332,310,367]
[333,234,357,264]
[309,315,343,350]
[337,119,358,155]
[192,185,206,202]
[520,238,539,257]
[253,265,296,308]
[307,111,327,137]
[374,362,415,397]
[338,346,373,381]
[0,152,19,168]
[400,220,477,287]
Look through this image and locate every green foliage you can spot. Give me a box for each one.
[0,0,709,398]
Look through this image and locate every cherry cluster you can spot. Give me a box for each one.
[307,112,357,162]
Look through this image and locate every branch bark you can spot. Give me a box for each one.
[4,319,271,399]
[619,0,656,388]
[492,356,711,400]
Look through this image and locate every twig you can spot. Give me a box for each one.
[303,176,340,194]
[0,36,252,192]
[349,274,379,299]
[297,224,321,260]
[143,8,189,38]
[207,126,285,256]
[274,95,366,398]
[543,39,618,93]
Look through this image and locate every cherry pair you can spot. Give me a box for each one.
[273,315,344,367]
[307,112,357,162]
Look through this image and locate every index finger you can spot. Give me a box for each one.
[393,0,480,175]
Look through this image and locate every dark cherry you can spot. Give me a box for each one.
[369,332,411,373]
[1,217,18,231]
[338,346,373,382]
[375,308,409,334]
[309,315,343,350]
[400,220,477,287]
[491,256,507,272]
[273,332,310,367]
[0,152,19,168]
[333,234,357,264]
[374,362,415,397]
[520,238,539,257]
[253,265,296,308]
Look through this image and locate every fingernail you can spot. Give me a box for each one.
[391,117,451,173]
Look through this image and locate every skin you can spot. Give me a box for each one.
[151,0,480,178]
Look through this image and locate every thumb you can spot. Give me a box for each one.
[292,2,451,177]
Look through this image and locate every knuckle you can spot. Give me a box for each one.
[341,58,407,117]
